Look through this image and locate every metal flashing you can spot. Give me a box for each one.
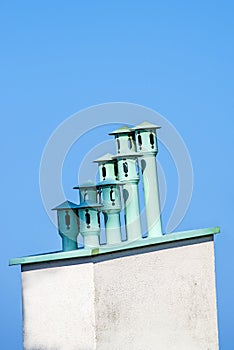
[9,227,220,266]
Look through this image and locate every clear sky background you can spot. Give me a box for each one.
[1,1,233,349]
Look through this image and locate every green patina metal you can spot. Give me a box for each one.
[93,153,118,181]
[73,181,97,203]
[52,201,79,252]
[73,182,103,248]
[109,125,136,154]
[132,121,161,155]
[97,179,123,245]
[77,201,102,248]
[9,226,220,266]
[132,121,162,238]
[112,151,143,242]
[9,121,220,264]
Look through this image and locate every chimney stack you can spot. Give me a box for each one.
[93,153,118,181]
[97,179,123,245]
[132,121,162,238]
[52,201,79,251]
[73,182,102,248]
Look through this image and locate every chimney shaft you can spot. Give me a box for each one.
[132,122,162,237]
[113,153,142,242]
[97,180,123,245]
[52,201,79,252]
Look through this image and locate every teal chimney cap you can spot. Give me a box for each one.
[52,200,79,211]
[73,180,97,190]
[109,125,132,135]
[131,121,161,130]
[93,153,115,163]
[97,179,124,187]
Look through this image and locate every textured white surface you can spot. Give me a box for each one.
[94,240,219,350]
[22,238,219,350]
[22,263,96,350]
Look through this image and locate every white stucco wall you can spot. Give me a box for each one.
[22,262,96,350]
[21,237,219,350]
[94,239,218,350]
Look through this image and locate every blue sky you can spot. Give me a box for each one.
[1,1,233,348]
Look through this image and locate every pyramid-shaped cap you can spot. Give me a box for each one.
[132,121,161,130]
[52,200,79,210]
[73,180,97,190]
[109,125,133,135]
[93,153,115,163]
